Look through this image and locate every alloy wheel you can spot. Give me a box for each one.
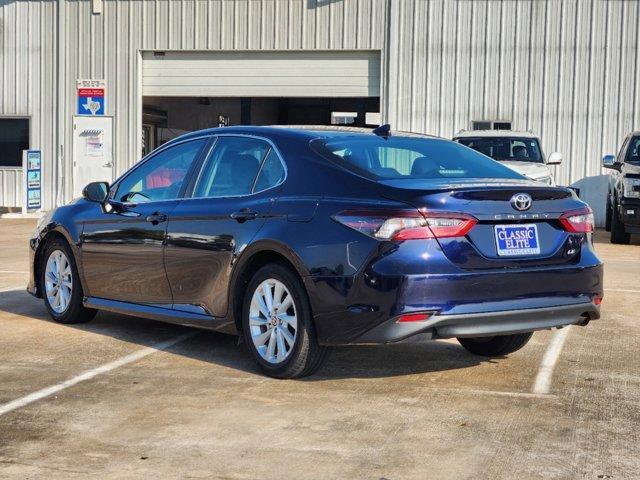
[45,249,73,314]
[249,278,298,364]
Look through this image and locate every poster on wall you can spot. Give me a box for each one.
[23,150,42,213]
[85,130,105,156]
[77,79,106,115]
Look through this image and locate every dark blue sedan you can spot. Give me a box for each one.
[27,126,603,378]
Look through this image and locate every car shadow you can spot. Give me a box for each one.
[0,289,488,380]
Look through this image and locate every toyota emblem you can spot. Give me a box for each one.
[510,193,533,211]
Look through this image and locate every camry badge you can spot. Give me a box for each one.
[510,193,533,211]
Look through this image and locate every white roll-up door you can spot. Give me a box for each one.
[142,51,380,98]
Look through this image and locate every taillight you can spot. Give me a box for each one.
[559,207,594,233]
[332,209,477,240]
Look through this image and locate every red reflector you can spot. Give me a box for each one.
[594,296,603,306]
[397,313,431,323]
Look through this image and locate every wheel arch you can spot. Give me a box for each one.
[34,226,80,297]
[229,241,311,333]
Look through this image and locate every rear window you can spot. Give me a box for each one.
[311,136,523,180]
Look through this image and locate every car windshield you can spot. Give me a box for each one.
[311,136,523,180]
[456,137,544,163]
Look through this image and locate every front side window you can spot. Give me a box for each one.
[194,137,272,198]
[312,136,523,180]
[0,118,29,167]
[626,136,640,165]
[115,138,207,203]
[456,137,543,163]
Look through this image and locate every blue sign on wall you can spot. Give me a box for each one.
[77,79,106,115]
[23,150,42,212]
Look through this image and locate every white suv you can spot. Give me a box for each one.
[453,130,562,185]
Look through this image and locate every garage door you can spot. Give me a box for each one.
[142,51,380,98]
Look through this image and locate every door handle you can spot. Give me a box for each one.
[230,209,259,222]
[103,162,113,168]
[145,212,168,225]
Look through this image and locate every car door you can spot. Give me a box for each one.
[80,137,210,305]
[164,135,286,318]
[611,136,631,203]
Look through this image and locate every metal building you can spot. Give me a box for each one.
[1,0,639,225]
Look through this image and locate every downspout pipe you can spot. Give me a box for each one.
[55,0,64,207]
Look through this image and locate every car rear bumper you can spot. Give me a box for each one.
[310,260,603,345]
[353,301,600,343]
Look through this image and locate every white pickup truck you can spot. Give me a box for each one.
[453,130,562,185]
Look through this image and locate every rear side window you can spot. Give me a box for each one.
[312,136,523,180]
[254,150,286,192]
[194,137,272,198]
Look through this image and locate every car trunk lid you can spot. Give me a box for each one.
[378,179,587,269]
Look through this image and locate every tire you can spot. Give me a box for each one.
[605,197,612,232]
[457,332,533,357]
[610,204,631,244]
[241,264,327,379]
[40,237,97,324]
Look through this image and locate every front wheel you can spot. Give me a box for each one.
[41,238,97,324]
[242,264,327,379]
[457,332,533,356]
[610,205,631,244]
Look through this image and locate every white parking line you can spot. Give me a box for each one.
[0,270,28,274]
[0,331,198,417]
[433,387,555,400]
[532,327,570,394]
[604,287,640,294]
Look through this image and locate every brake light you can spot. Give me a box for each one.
[333,209,477,240]
[559,207,594,233]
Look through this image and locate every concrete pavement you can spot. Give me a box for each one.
[0,219,638,479]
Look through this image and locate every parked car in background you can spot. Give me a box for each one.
[28,126,602,378]
[453,130,562,185]
[603,131,640,244]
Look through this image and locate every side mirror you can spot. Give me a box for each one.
[602,154,618,169]
[547,152,563,165]
[82,181,110,203]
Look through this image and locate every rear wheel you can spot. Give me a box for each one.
[610,204,631,244]
[41,238,97,324]
[242,264,327,379]
[457,332,533,356]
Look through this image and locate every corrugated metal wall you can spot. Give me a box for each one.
[387,0,640,224]
[59,0,388,208]
[0,0,58,208]
[1,0,639,226]
[0,167,22,207]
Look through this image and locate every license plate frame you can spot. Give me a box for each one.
[494,223,541,257]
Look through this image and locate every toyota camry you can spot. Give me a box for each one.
[28,126,603,378]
